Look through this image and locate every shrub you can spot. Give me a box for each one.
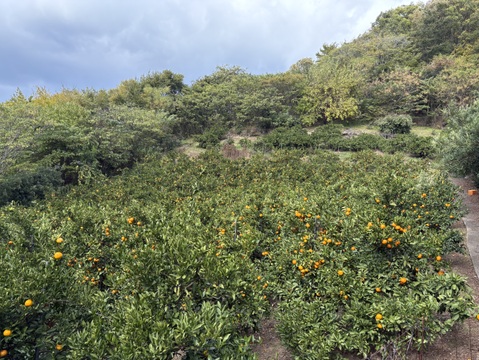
[345,133,387,152]
[0,167,63,206]
[385,134,435,158]
[377,114,413,135]
[310,124,344,149]
[239,138,253,149]
[195,127,227,149]
[255,126,311,150]
[437,101,479,183]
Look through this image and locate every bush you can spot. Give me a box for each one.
[195,127,227,149]
[310,124,344,148]
[377,114,413,135]
[345,133,387,152]
[239,138,253,149]
[385,134,435,158]
[255,126,311,151]
[437,101,479,183]
[0,167,63,206]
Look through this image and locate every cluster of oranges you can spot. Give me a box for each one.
[375,313,383,329]
[380,237,401,249]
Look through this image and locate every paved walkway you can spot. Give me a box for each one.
[452,177,479,279]
[448,178,479,360]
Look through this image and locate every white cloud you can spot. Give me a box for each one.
[0,0,414,101]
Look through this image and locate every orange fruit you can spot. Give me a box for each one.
[53,252,63,260]
[375,313,383,321]
[56,344,63,351]
[0,350,7,358]
[292,259,297,265]
[399,277,408,285]
[377,323,383,329]
[24,299,33,307]
[3,329,11,337]
[417,254,422,259]
[337,270,344,276]
[375,287,381,293]
[56,237,63,244]
[436,255,442,262]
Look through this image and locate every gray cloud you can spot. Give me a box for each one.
[0,0,413,101]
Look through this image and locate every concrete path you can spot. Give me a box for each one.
[451,177,479,279]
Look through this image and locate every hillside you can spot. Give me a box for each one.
[1,0,479,358]
[2,0,479,202]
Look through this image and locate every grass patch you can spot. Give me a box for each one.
[411,125,441,138]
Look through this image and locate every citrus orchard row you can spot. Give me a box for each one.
[0,149,476,359]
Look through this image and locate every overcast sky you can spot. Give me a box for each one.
[0,0,415,102]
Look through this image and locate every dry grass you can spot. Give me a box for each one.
[221,144,251,159]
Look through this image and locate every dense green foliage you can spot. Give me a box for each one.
[254,124,434,157]
[438,100,479,183]
[2,1,479,358]
[0,150,474,359]
[0,96,178,205]
[376,114,413,135]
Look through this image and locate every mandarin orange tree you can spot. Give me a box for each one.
[0,149,475,359]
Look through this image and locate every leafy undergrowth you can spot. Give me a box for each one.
[0,150,476,359]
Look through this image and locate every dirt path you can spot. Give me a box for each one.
[252,317,293,360]
[253,177,479,360]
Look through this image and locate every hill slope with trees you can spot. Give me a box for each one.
[2,2,479,358]
[2,0,479,200]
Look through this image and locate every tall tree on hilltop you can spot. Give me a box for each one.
[297,56,362,124]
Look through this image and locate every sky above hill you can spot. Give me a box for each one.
[0,0,414,101]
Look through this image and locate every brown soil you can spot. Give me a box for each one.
[253,177,479,360]
[251,317,294,360]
